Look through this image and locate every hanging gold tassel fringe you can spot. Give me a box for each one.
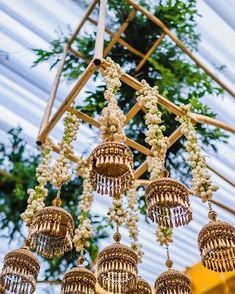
[28,206,74,258]
[0,247,40,294]
[61,267,96,294]
[145,177,192,228]
[154,269,192,294]
[198,220,235,272]
[89,142,134,197]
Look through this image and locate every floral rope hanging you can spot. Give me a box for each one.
[126,183,144,263]
[21,139,52,225]
[28,110,79,258]
[73,159,94,253]
[62,159,96,294]
[178,104,235,272]
[177,104,218,202]
[89,57,134,197]
[137,81,192,228]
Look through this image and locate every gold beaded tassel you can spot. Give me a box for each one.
[61,252,96,294]
[155,245,192,294]
[0,239,40,294]
[28,189,74,258]
[198,201,235,272]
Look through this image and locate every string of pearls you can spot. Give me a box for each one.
[52,110,79,188]
[21,139,52,225]
[99,57,126,143]
[73,159,94,253]
[136,80,169,180]
[156,226,173,246]
[126,183,144,263]
[177,104,218,202]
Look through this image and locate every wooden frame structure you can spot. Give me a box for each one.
[37,0,235,216]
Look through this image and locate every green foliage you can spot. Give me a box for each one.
[0,129,111,280]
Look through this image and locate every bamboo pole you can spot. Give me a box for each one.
[125,101,143,123]
[68,0,97,46]
[94,0,108,65]
[207,163,235,188]
[37,61,97,144]
[38,44,69,135]
[88,17,145,58]
[69,47,90,63]
[134,161,148,179]
[135,33,165,72]
[103,9,137,57]
[126,0,235,98]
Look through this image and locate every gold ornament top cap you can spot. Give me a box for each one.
[125,276,152,294]
[63,267,96,283]
[198,219,235,246]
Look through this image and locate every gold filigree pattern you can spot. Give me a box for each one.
[145,177,192,227]
[125,276,152,294]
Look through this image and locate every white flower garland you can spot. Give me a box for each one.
[156,226,173,246]
[177,104,218,202]
[126,183,144,263]
[21,139,52,225]
[108,195,126,226]
[52,110,79,188]
[136,80,169,180]
[99,57,126,143]
[73,161,94,253]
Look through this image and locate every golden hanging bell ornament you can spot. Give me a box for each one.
[89,142,134,197]
[125,276,152,294]
[154,269,192,294]
[28,204,74,258]
[97,230,138,293]
[198,219,235,272]
[145,177,192,227]
[61,266,96,294]
[0,246,40,294]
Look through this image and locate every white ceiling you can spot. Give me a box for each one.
[0,0,235,292]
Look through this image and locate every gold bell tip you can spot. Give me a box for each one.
[145,177,192,228]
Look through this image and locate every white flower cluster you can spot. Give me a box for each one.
[52,111,79,188]
[21,139,52,225]
[73,162,94,253]
[156,226,173,246]
[126,183,144,263]
[99,57,126,143]
[136,80,169,180]
[108,195,126,226]
[177,104,218,202]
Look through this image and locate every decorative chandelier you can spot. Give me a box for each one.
[145,176,192,227]
[97,230,138,294]
[198,209,235,272]
[0,243,40,294]
[125,276,152,294]
[89,141,134,197]
[28,200,74,258]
